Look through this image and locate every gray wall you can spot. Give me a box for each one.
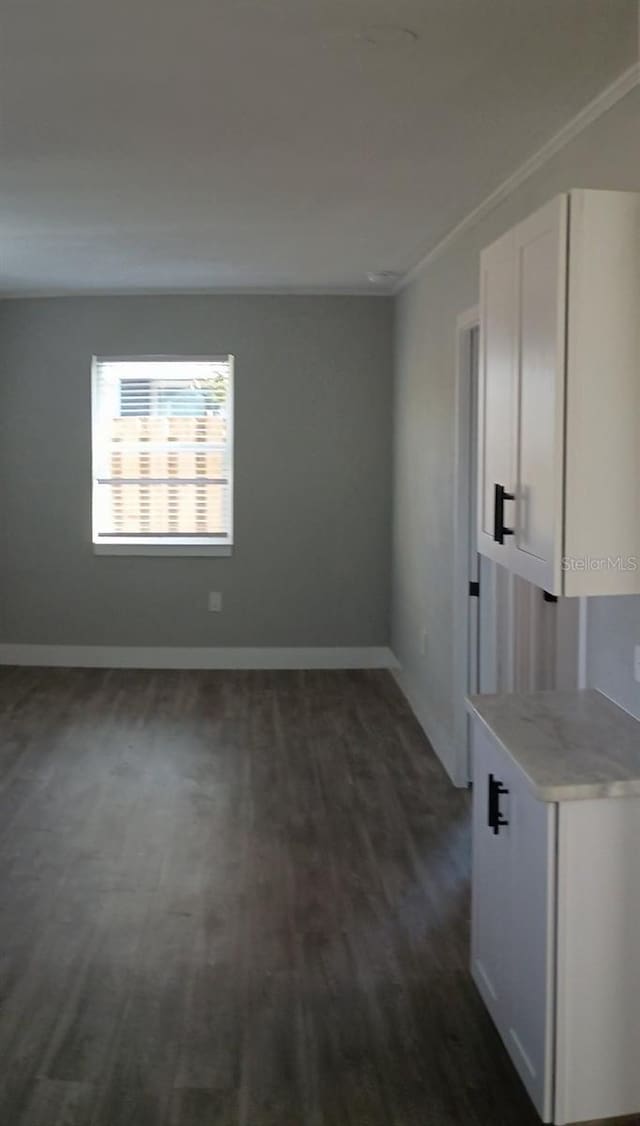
[0,295,393,647]
[587,597,640,721]
[392,84,640,778]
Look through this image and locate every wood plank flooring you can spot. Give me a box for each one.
[0,666,543,1126]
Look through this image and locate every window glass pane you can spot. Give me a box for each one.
[93,357,233,546]
[95,482,230,537]
[119,379,151,416]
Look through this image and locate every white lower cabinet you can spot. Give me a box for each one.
[471,719,640,1124]
[471,724,555,1119]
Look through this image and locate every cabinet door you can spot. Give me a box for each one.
[470,723,512,1028]
[512,195,567,593]
[506,761,556,1121]
[478,228,518,565]
[471,721,555,1121]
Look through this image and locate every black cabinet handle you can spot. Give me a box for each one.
[493,483,515,545]
[487,773,509,835]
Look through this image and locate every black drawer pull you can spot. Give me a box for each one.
[488,773,509,835]
[493,483,515,544]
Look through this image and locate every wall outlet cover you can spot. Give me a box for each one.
[208,591,223,613]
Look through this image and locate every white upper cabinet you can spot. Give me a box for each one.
[478,190,640,596]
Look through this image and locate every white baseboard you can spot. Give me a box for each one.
[0,644,398,671]
[391,660,465,787]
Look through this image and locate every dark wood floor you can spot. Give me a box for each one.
[0,666,543,1126]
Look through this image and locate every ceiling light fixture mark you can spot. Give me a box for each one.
[359,25,420,49]
[367,271,400,285]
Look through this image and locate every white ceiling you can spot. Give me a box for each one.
[1,0,637,294]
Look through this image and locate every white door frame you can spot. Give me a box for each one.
[452,305,482,786]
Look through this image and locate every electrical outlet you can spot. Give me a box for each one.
[634,645,640,684]
[208,591,222,613]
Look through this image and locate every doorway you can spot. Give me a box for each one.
[453,307,584,785]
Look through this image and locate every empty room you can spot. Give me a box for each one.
[1,1,640,1124]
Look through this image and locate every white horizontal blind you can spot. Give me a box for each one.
[92,356,233,546]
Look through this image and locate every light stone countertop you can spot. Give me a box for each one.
[466,689,640,802]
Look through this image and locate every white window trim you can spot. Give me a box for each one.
[91,354,235,557]
[94,544,233,557]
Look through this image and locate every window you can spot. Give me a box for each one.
[92,355,234,555]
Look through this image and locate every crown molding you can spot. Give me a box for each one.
[396,61,640,293]
[0,286,394,301]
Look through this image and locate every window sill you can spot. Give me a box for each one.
[93,544,233,558]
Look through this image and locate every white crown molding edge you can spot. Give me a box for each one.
[0,644,398,671]
[0,287,394,301]
[396,61,640,294]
